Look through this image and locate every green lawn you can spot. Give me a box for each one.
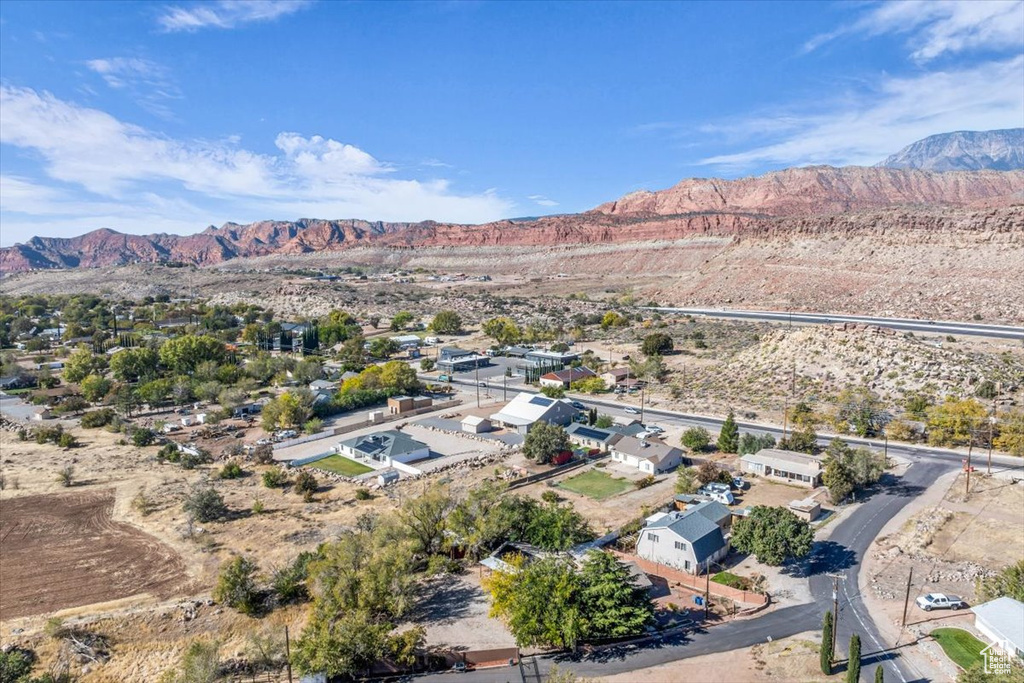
[305,455,373,477]
[558,469,632,500]
[712,571,751,590]
[931,628,987,670]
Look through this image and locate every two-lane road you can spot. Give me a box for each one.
[647,307,1024,341]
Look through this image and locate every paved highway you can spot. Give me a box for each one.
[647,307,1024,341]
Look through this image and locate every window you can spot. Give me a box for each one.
[674,541,687,551]
[684,560,691,570]
[648,533,659,543]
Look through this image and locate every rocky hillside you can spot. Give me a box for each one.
[878,128,1024,172]
[2,166,1022,273]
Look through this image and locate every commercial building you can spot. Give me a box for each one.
[489,392,579,435]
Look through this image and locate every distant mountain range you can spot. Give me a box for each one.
[2,130,1023,274]
[877,128,1024,172]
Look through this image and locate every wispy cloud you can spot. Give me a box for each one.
[0,86,515,242]
[527,194,559,207]
[697,57,1024,170]
[157,0,313,33]
[85,57,182,118]
[804,0,1024,62]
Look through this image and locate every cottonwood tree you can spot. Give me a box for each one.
[430,310,462,334]
[731,506,813,566]
[522,422,571,464]
[398,484,455,557]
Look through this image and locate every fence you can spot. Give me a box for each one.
[506,455,606,490]
[610,551,769,606]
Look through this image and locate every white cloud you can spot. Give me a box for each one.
[805,0,1024,62]
[527,194,559,207]
[0,86,515,243]
[698,57,1024,170]
[157,0,313,32]
[85,57,182,119]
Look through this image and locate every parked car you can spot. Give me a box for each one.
[645,425,665,434]
[916,594,966,611]
[732,477,749,490]
[624,407,640,414]
[450,662,467,673]
[570,401,586,409]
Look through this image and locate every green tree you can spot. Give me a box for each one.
[522,422,571,464]
[675,467,698,494]
[389,311,415,331]
[293,470,318,498]
[976,559,1024,602]
[430,310,462,334]
[876,665,884,683]
[486,555,584,649]
[738,432,775,455]
[578,551,654,639]
[109,346,160,382]
[214,555,261,615]
[379,360,419,393]
[731,506,814,566]
[63,347,105,383]
[779,425,818,454]
[640,333,673,357]
[904,393,933,420]
[368,337,399,359]
[261,391,312,431]
[717,410,739,453]
[957,661,1023,683]
[158,335,226,375]
[823,456,855,504]
[833,386,885,437]
[80,374,112,402]
[681,426,711,452]
[926,398,986,447]
[847,633,861,683]
[571,376,607,394]
[137,378,173,404]
[398,484,455,556]
[595,414,614,429]
[540,385,566,399]
[183,482,228,523]
[821,610,834,675]
[481,316,522,346]
[420,357,436,372]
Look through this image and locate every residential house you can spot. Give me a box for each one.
[565,423,622,452]
[390,334,422,349]
[539,366,597,389]
[683,500,733,533]
[636,509,729,574]
[308,379,338,392]
[608,422,649,438]
[610,436,685,474]
[336,430,430,466]
[740,448,825,488]
[488,392,579,435]
[972,597,1024,660]
[600,367,632,389]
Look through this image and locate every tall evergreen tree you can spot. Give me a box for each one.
[874,666,884,683]
[821,610,834,675]
[718,410,740,453]
[578,551,654,639]
[847,634,861,683]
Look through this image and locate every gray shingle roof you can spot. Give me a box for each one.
[646,509,727,564]
[688,500,732,527]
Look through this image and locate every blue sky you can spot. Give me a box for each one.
[1,0,1022,244]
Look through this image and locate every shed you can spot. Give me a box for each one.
[789,498,822,522]
[377,469,400,486]
[388,396,415,415]
[462,415,492,434]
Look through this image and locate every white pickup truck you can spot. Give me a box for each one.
[915,593,966,611]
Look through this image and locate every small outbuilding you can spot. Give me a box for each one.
[462,415,492,434]
[789,498,822,522]
[377,469,400,486]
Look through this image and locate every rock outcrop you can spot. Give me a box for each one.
[878,128,1024,172]
[2,166,1022,273]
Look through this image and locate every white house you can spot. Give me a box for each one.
[972,597,1024,660]
[489,392,579,435]
[337,430,429,466]
[565,423,622,452]
[610,436,685,474]
[740,448,825,488]
[635,509,729,574]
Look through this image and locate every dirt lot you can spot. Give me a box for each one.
[0,490,189,621]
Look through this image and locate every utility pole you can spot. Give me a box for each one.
[475,362,480,408]
[782,399,789,440]
[503,374,507,402]
[901,567,914,629]
[284,625,293,683]
[640,383,645,424]
[965,438,973,498]
[988,395,997,476]
[704,568,710,620]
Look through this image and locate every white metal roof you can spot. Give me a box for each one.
[972,597,1024,652]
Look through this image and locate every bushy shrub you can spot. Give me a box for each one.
[293,470,318,497]
[81,408,116,428]
[262,467,287,488]
[354,488,372,500]
[183,482,228,522]
[131,427,156,447]
[218,461,244,479]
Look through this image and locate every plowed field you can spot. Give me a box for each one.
[0,490,187,619]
